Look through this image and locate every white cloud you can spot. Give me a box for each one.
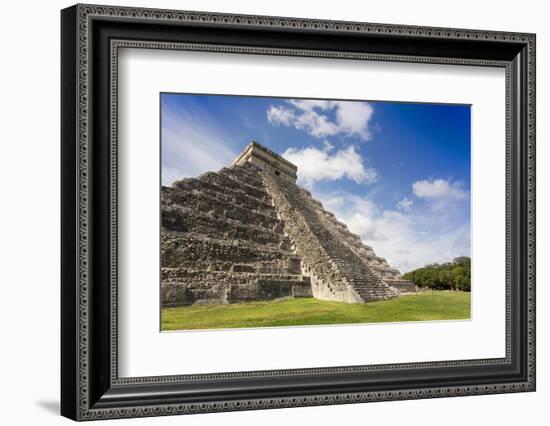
[161,101,238,186]
[266,105,295,127]
[267,99,374,140]
[334,101,373,139]
[315,190,470,273]
[295,110,339,138]
[412,179,468,200]
[396,197,414,212]
[282,145,379,188]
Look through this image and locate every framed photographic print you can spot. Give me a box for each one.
[61,4,536,421]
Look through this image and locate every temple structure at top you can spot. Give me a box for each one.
[161,141,417,307]
[233,141,298,183]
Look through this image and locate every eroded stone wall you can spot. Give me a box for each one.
[161,162,312,307]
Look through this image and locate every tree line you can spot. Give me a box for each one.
[402,256,471,292]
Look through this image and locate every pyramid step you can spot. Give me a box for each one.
[161,270,312,306]
[163,187,280,229]
[173,175,273,211]
[162,205,288,245]
[161,232,295,267]
[219,167,265,191]
[200,171,269,201]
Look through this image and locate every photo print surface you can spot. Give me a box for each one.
[160,93,471,331]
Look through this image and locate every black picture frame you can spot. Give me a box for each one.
[61,4,536,421]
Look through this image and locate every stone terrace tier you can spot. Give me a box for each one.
[161,162,311,306]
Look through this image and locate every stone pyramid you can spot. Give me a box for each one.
[161,142,416,307]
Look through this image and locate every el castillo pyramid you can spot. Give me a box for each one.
[161,141,417,307]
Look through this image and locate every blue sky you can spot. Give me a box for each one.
[161,93,471,272]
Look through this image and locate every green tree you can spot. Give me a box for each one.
[403,257,471,292]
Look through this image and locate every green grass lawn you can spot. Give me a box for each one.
[161,291,470,331]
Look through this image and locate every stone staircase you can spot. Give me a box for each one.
[309,195,413,294]
[263,172,398,302]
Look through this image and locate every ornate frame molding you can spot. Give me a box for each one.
[61,4,535,421]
